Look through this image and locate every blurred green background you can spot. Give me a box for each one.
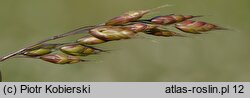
[0,0,249,82]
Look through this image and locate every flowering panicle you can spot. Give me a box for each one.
[0,5,226,64]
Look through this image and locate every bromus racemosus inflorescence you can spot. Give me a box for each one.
[0,4,227,64]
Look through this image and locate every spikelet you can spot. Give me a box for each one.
[150,14,202,25]
[23,49,52,57]
[77,35,106,45]
[89,26,136,41]
[77,23,158,45]
[23,44,59,57]
[40,54,83,64]
[60,44,103,56]
[77,26,139,45]
[105,5,170,26]
[175,20,223,34]
[105,11,148,26]
[146,28,184,37]
[122,22,158,32]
